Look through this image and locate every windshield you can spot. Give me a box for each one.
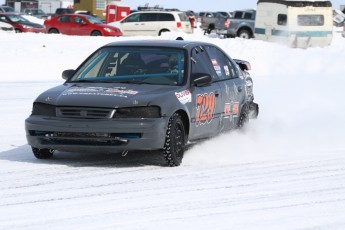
[3,6,14,12]
[70,47,186,86]
[31,9,45,15]
[7,14,29,23]
[85,15,103,24]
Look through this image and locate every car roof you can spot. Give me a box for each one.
[131,11,184,14]
[103,39,215,49]
[0,12,20,16]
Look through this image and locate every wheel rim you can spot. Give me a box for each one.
[240,32,249,39]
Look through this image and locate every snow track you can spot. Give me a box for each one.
[1,31,345,229]
[1,146,345,229]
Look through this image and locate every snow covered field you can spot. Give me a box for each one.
[1,27,345,229]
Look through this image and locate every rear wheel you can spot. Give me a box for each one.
[159,29,169,36]
[163,113,186,167]
[32,147,54,159]
[48,28,59,34]
[238,29,251,39]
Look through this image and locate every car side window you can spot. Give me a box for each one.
[244,12,252,19]
[58,16,71,23]
[123,13,139,23]
[140,13,157,22]
[158,13,174,21]
[191,46,218,82]
[74,16,84,24]
[205,46,238,80]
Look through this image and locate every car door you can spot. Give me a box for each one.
[55,15,72,34]
[204,45,246,130]
[188,46,223,140]
[119,13,142,36]
[70,15,90,35]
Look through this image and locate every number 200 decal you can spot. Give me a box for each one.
[195,93,216,126]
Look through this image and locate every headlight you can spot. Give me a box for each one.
[113,106,161,118]
[23,25,33,29]
[32,102,56,116]
[103,28,113,33]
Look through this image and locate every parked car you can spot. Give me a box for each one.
[215,9,256,39]
[44,14,122,36]
[25,39,259,166]
[23,8,48,20]
[0,5,15,13]
[109,11,193,36]
[0,13,45,33]
[200,11,232,34]
[0,20,14,32]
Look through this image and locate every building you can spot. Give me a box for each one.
[5,0,73,13]
[5,0,39,12]
[74,0,118,18]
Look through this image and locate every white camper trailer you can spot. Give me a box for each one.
[254,0,333,48]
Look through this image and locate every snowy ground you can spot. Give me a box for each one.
[1,26,345,229]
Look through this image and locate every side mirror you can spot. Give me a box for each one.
[234,59,251,71]
[192,73,212,87]
[62,69,75,80]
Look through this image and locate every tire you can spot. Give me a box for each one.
[91,30,102,36]
[48,28,59,34]
[15,28,22,33]
[163,113,186,167]
[32,147,54,159]
[237,105,249,129]
[238,29,251,39]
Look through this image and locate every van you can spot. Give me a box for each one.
[109,11,193,36]
[254,0,333,48]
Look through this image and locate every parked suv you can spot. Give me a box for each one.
[109,11,193,36]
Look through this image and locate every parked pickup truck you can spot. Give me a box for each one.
[201,11,232,34]
[215,10,256,39]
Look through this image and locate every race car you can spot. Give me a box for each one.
[25,39,259,166]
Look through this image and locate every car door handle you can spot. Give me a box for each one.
[237,86,243,92]
[215,91,220,97]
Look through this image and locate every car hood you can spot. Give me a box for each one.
[0,21,13,28]
[37,83,181,108]
[18,21,44,28]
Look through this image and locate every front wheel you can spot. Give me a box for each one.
[32,147,54,159]
[237,105,249,129]
[163,113,186,167]
[91,30,102,36]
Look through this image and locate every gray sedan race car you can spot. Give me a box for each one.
[25,39,259,166]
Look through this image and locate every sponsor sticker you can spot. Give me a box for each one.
[62,87,139,98]
[195,92,216,126]
[175,90,192,104]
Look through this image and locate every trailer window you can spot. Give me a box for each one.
[277,14,287,26]
[298,15,324,26]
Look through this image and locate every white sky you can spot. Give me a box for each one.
[0,0,344,11]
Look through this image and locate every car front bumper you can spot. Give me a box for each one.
[25,116,168,153]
